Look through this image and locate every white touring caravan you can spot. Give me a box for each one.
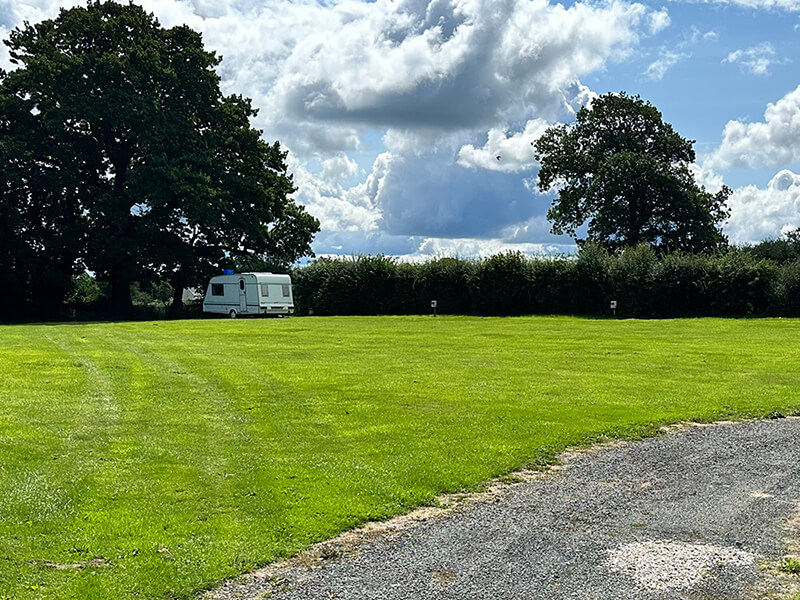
[202,272,294,318]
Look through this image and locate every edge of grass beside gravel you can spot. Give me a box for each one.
[207,417,800,600]
[1,316,800,600]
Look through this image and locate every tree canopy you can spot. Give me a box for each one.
[744,228,800,264]
[534,92,730,253]
[0,0,319,318]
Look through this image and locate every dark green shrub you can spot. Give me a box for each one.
[609,246,658,317]
[652,253,712,317]
[707,251,777,316]
[67,272,108,306]
[414,257,479,315]
[573,243,610,315]
[293,257,359,315]
[291,249,800,319]
[530,258,575,314]
[771,261,800,317]
[475,252,533,316]
[394,262,420,314]
[353,255,400,315]
[744,230,800,264]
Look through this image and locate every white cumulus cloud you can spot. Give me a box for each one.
[688,163,725,194]
[0,0,650,158]
[415,236,572,258]
[319,154,360,184]
[707,85,800,170]
[648,7,671,34]
[288,152,385,235]
[694,0,800,10]
[456,81,595,172]
[264,0,649,144]
[726,170,800,243]
[457,118,551,173]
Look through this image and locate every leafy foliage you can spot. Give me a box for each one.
[780,557,800,575]
[0,1,318,318]
[292,248,798,318]
[411,257,479,315]
[743,229,800,264]
[534,93,730,253]
[475,252,533,316]
[66,272,107,307]
[609,245,657,317]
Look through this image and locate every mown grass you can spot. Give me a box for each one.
[1,316,799,599]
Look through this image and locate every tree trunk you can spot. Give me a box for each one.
[108,145,135,321]
[110,271,133,319]
[169,279,184,318]
[627,197,640,247]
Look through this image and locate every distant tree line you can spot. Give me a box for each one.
[9,237,800,321]
[291,242,800,319]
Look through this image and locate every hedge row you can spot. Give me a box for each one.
[292,245,800,318]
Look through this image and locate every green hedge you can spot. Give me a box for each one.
[293,246,794,318]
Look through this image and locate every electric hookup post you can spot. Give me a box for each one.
[431,300,438,317]
[610,300,617,317]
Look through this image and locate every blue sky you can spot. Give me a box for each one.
[3,0,800,258]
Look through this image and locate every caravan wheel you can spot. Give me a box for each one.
[229,309,237,319]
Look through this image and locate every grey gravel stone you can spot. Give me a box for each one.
[206,418,800,600]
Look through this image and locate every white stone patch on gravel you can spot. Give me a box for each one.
[606,540,757,591]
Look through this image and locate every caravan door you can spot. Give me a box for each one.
[238,279,247,312]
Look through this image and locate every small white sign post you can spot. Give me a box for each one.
[431,299,438,317]
[610,300,617,317]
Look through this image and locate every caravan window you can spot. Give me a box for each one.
[239,280,245,291]
[260,283,269,297]
[282,284,290,297]
[211,284,224,296]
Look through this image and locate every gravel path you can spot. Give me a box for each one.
[205,418,800,600]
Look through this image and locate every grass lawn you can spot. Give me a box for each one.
[1,315,799,599]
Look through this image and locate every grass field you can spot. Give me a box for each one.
[1,316,799,599]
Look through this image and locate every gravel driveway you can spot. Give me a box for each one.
[206,418,800,600]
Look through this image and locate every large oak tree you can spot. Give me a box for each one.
[534,92,730,253]
[0,1,319,317]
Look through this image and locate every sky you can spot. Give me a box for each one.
[2,0,800,259]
